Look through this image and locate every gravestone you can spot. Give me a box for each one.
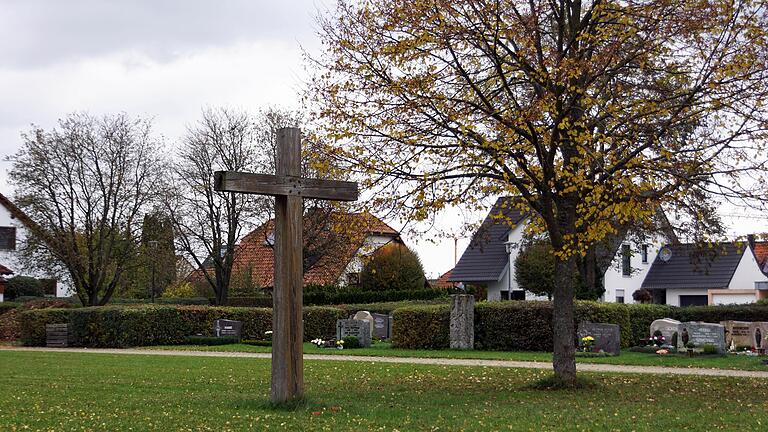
[721,320,752,348]
[214,319,243,339]
[749,322,768,350]
[649,318,682,343]
[371,312,393,340]
[45,323,70,348]
[336,319,372,347]
[352,310,374,339]
[577,322,621,354]
[676,322,726,353]
[450,294,474,349]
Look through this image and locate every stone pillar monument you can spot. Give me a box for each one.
[450,294,475,349]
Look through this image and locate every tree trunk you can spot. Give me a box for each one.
[552,254,577,385]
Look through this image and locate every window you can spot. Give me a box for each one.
[510,290,526,300]
[346,272,360,286]
[621,244,631,276]
[616,289,625,304]
[0,227,16,251]
[641,244,648,264]
[755,281,768,290]
[500,290,510,301]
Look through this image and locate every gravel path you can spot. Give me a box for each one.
[2,346,768,378]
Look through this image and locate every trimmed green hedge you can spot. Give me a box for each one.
[673,304,768,323]
[394,301,768,351]
[19,308,75,346]
[19,305,345,348]
[225,290,450,307]
[391,305,450,349]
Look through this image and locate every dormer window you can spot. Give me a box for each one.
[641,244,648,264]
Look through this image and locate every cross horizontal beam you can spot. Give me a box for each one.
[214,171,359,202]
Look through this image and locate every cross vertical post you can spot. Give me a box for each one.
[213,127,358,404]
[271,127,304,403]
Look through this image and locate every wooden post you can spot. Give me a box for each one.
[271,127,304,403]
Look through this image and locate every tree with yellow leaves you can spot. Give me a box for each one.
[310,0,768,386]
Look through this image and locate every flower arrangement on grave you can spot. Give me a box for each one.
[655,349,669,355]
[311,338,326,348]
[581,335,595,352]
[650,335,666,347]
[264,330,273,342]
[336,339,345,350]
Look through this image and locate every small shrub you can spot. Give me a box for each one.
[162,281,198,298]
[5,276,45,300]
[757,298,768,306]
[702,344,718,355]
[359,243,426,291]
[685,341,696,349]
[341,335,361,349]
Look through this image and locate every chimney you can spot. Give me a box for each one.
[748,234,756,250]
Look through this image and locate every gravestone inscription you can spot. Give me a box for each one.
[214,319,243,339]
[721,320,752,348]
[371,313,392,340]
[336,319,372,347]
[577,322,621,354]
[676,322,726,353]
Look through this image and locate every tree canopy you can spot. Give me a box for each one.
[360,243,426,291]
[8,113,163,306]
[312,0,768,385]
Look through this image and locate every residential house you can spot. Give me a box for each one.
[448,197,546,301]
[639,242,768,306]
[229,212,401,288]
[0,192,71,300]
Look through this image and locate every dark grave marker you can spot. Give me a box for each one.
[577,322,621,355]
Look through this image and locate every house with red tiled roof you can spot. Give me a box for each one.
[429,269,455,289]
[227,212,401,289]
[0,192,71,301]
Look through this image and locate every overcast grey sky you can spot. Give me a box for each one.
[0,1,764,278]
[0,0,470,277]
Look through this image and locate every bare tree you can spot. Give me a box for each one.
[166,108,268,305]
[7,112,163,306]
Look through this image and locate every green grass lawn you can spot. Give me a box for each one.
[0,350,766,431]
[143,342,768,371]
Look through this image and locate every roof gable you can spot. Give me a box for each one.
[232,212,399,287]
[449,197,527,282]
[641,243,747,290]
[0,193,38,232]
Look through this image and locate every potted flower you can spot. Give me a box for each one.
[581,335,595,352]
[336,339,345,350]
[685,341,696,357]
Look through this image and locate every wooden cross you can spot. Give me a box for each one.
[214,127,358,403]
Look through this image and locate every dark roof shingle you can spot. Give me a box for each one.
[449,197,527,283]
[641,243,747,290]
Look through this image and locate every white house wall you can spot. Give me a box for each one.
[728,249,768,290]
[603,240,662,304]
[0,204,72,298]
[711,293,757,305]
